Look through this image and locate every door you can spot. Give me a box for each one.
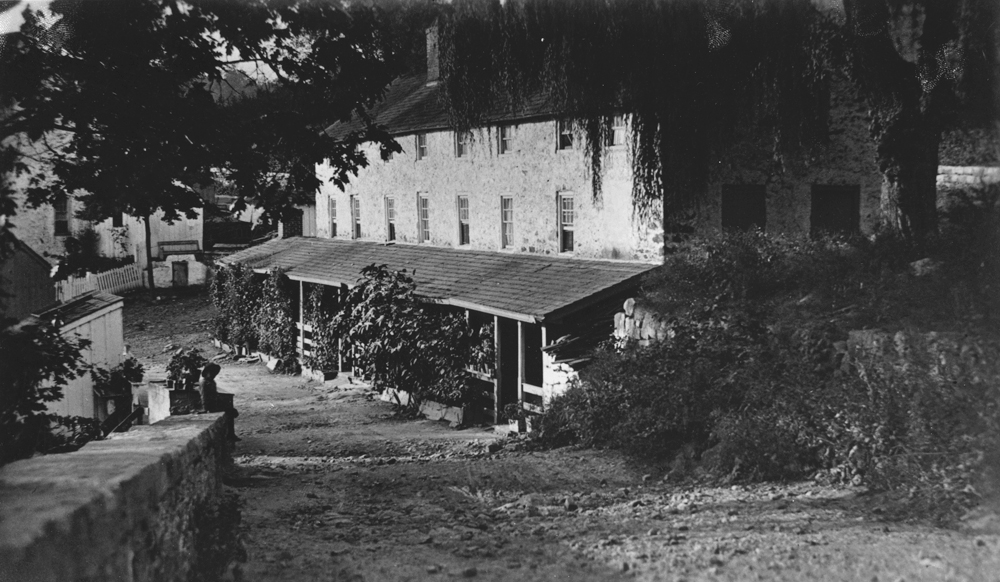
[171,261,188,287]
[497,317,519,414]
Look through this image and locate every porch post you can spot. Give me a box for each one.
[493,315,500,422]
[517,320,524,405]
[298,281,305,362]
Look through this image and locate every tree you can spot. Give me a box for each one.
[0,0,401,288]
[841,0,1000,239]
[437,0,998,238]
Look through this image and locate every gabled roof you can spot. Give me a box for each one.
[222,237,655,323]
[324,72,560,140]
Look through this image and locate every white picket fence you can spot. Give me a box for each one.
[55,263,146,302]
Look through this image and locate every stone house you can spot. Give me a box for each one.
[226,28,885,422]
[2,132,204,271]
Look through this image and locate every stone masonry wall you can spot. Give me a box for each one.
[316,121,664,263]
[613,298,668,346]
[0,414,228,582]
[937,166,1000,188]
[699,78,883,236]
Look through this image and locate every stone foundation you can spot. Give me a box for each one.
[0,413,228,582]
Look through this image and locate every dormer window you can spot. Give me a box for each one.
[416,133,428,160]
[455,132,469,158]
[557,119,574,150]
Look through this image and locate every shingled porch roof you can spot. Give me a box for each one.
[221,237,656,324]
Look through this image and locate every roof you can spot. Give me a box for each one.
[222,237,655,323]
[33,291,122,327]
[324,73,559,140]
[10,236,52,270]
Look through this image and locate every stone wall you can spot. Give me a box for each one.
[937,166,1000,188]
[613,298,667,346]
[699,78,883,236]
[0,414,228,582]
[846,329,1000,387]
[315,120,664,263]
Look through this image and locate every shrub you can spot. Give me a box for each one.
[166,348,208,388]
[304,284,341,372]
[210,263,262,349]
[253,269,300,373]
[0,319,97,465]
[537,204,1000,508]
[333,264,493,407]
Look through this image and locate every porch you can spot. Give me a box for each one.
[222,237,656,421]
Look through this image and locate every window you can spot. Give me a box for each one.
[457,195,470,245]
[351,196,361,239]
[810,185,860,237]
[385,197,396,241]
[501,196,514,249]
[498,125,512,154]
[416,133,428,160]
[329,197,339,237]
[53,195,69,236]
[609,114,626,147]
[721,185,767,232]
[557,119,574,150]
[455,132,469,158]
[418,194,430,242]
[558,193,575,253]
[112,213,123,228]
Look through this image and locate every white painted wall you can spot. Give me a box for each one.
[45,303,124,419]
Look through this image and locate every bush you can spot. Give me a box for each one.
[332,265,494,407]
[166,348,208,388]
[210,263,262,349]
[253,269,300,373]
[0,319,97,465]
[304,284,340,372]
[537,203,1000,511]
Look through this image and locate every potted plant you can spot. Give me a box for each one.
[503,403,528,433]
[166,348,208,390]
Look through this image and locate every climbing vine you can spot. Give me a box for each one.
[253,269,300,374]
[210,263,262,350]
[332,265,495,407]
[438,0,833,225]
[304,284,341,373]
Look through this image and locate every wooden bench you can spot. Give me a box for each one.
[158,240,200,258]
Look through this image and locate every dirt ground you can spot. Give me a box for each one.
[124,289,1000,582]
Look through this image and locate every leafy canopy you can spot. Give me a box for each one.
[0,0,402,228]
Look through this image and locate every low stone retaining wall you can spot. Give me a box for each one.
[613,298,667,346]
[0,413,228,582]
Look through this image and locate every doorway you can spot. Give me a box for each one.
[497,317,519,413]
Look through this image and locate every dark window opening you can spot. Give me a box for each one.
[501,197,514,248]
[351,196,361,239]
[811,185,860,237]
[112,213,123,228]
[523,323,543,387]
[330,197,337,237]
[458,195,470,245]
[558,194,575,253]
[721,185,767,232]
[385,197,396,241]
[557,120,573,150]
[54,195,69,236]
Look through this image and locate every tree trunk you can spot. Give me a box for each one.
[871,109,940,239]
[144,213,155,290]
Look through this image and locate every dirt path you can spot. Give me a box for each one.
[123,290,1000,582]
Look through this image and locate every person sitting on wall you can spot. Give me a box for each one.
[199,362,239,442]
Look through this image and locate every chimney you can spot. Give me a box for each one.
[426,23,439,85]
